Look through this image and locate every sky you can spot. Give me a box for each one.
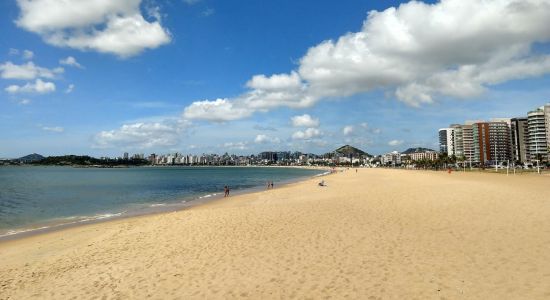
[1,0,550,158]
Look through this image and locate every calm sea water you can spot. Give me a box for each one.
[0,166,324,237]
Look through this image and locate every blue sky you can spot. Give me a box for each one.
[1,0,550,158]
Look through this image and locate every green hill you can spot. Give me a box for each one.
[18,153,45,163]
[334,145,372,157]
[401,147,436,154]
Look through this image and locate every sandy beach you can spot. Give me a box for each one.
[1,168,549,299]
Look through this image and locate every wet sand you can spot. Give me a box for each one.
[1,168,549,299]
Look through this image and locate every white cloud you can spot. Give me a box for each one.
[0,61,63,80]
[15,0,171,58]
[65,84,75,94]
[254,134,281,144]
[18,99,31,105]
[223,142,248,150]
[94,119,190,149]
[183,98,253,122]
[343,125,354,136]
[360,122,368,129]
[292,128,322,140]
[9,48,19,56]
[22,50,34,60]
[42,126,64,133]
[298,0,550,106]
[59,56,83,68]
[181,0,550,120]
[291,114,319,127]
[388,140,403,146]
[5,79,56,94]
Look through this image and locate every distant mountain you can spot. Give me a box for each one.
[401,147,436,154]
[18,153,44,163]
[334,145,372,157]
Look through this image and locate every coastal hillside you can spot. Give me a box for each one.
[333,145,372,157]
[401,147,436,154]
[17,153,44,163]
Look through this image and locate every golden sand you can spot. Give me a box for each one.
[1,168,549,299]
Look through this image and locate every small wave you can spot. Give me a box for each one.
[0,226,50,238]
[77,212,124,223]
[314,171,331,177]
[150,203,167,207]
[0,212,126,239]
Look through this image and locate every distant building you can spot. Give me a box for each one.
[382,151,401,166]
[409,151,439,161]
[123,152,129,160]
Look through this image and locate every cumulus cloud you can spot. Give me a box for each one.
[0,61,63,80]
[59,56,83,68]
[292,128,322,140]
[22,50,34,60]
[184,72,313,122]
[94,119,190,149]
[291,114,319,127]
[183,98,253,122]
[181,0,550,120]
[388,140,403,146]
[15,0,171,57]
[5,79,56,94]
[343,125,354,136]
[254,134,281,144]
[42,126,64,132]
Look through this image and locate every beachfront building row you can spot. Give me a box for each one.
[438,104,550,165]
[408,151,439,161]
[380,149,439,167]
[381,151,401,166]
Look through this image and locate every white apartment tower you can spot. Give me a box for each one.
[527,106,549,162]
[438,128,455,156]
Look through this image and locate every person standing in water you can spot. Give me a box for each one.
[224,185,230,197]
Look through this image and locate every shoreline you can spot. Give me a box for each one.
[0,167,332,243]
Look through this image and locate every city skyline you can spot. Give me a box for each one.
[2,0,550,158]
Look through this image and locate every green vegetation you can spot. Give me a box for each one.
[33,155,149,167]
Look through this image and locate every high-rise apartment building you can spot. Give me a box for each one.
[438,128,455,156]
[511,118,529,163]
[471,121,511,165]
[473,122,490,165]
[450,124,464,157]
[527,106,548,162]
[462,124,475,164]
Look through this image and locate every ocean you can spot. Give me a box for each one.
[0,166,325,238]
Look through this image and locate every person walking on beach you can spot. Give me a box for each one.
[224,185,230,197]
[270,181,274,189]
